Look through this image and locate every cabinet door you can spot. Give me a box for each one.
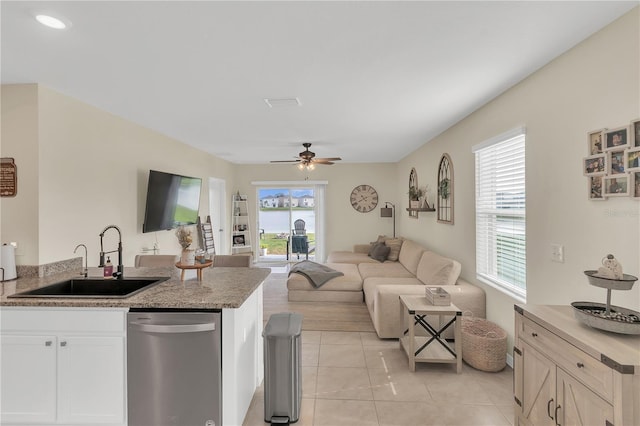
[1,335,57,423]
[557,368,613,426]
[58,336,125,424]
[521,342,556,426]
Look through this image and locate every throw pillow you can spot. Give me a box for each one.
[369,242,391,262]
[370,235,388,245]
[384,238,403,262]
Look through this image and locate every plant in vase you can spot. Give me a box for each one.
[408,186,424,208]
[175,226,195,264]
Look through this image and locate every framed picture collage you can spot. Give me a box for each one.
[584,118,640,200]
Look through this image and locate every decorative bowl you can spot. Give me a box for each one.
[571,301,640,335]
[583,270,637,291]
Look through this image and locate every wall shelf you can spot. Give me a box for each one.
[406,207,435,212]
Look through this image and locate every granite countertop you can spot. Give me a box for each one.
[0,266,271,309]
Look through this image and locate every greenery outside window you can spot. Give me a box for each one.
[473,128,526,302]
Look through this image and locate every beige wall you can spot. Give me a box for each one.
[397,9,640,348]
[2,84,236,267]
[1,85,40,265]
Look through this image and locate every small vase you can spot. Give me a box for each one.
[181,248,195,265]
[410,200,420,209]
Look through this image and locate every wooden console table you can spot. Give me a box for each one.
[514,304,640,426]
[175,260,213,281]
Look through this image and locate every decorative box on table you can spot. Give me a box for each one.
[425,286,450,306]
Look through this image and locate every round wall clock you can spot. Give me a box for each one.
[350,185,378,213]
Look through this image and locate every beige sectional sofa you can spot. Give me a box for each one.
[287,237,486,339]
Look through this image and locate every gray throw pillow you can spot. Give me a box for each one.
[369,242,391,262]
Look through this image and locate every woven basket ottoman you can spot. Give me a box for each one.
[287,263,363,303]
[461,317,507,372]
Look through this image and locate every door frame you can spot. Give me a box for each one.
[252,180,327,262]
[208,178,227,255]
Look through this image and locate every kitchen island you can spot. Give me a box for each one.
[1,266,271,426]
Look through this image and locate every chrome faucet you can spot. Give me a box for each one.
[99,225,123,279]
[73,244,88,277]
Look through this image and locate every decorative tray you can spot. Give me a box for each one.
[583,270,638,290]
[571,301,640,335]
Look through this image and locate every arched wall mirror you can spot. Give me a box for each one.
[437,153,454,224]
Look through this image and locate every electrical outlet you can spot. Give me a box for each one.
[551,244,564,263]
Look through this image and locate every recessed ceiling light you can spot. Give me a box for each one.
[264,98,301,108]
[35,14,70,29]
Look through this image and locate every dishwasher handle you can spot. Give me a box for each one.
[129,321,216,334]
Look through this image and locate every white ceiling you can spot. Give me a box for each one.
[2,1,637,164]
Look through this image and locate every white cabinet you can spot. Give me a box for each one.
[58,336,125,424]
[514,305,639,426]
[1,308,127,426]
[231,194,252,255]
[1,335,57,423]
[222,284,263,426]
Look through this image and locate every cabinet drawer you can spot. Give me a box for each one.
[521,317,613,402]
[1,307,126,334]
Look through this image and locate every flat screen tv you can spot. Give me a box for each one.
[142,170,202,233]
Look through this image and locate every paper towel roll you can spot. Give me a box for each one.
[1,244,17,281]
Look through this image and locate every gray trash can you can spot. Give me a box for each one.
[263,312,303,424]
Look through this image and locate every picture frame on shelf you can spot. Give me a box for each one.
[608,150,625,174]
[625,146,640,171]
[632,172,640,199]
[583,154,606,176]
[604,126,629,150]
[588,176,605,201]
[631,119,640,147]
[587,129,604,155]
[603,175,629,197]
[232,234,246,246]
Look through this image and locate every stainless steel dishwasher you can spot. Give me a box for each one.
[127,309,221,426]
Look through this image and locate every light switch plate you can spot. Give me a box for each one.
[551,244,564,263]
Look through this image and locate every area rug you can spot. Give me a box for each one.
[262,272,375,332]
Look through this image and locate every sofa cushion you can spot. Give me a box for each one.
[397,239,426,275]
[416,251,461,286]
[384,238,403,261]
[287,263,363,292]
[358,262,414,280]
[363,277,422,313]
[369,243,390,262]
[326,251,379,264]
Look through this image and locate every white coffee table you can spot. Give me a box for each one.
[398,294,462,373]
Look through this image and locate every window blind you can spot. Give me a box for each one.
[474,131,526,300]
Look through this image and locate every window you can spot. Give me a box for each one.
[473,128,526,301]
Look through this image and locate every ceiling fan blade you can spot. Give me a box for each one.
[270,160,301,163]
[313,157,342,161]
[312,160,335,165]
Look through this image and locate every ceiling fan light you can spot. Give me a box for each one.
[308,163,315,171]
[297,163,305,170]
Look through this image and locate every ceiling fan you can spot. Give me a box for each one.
[270,143,342,170]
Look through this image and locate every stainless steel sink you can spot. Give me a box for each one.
[8,277,169,299]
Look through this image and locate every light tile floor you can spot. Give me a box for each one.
[243,330,514,426]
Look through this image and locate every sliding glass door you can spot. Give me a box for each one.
[257,187,316,263]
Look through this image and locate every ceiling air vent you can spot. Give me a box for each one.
[264,97,301,108]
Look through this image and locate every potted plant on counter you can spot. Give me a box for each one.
[176,226,195,264]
